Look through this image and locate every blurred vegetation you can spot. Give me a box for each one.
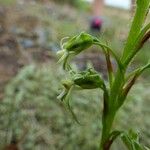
[0,0,16,6]
[51,0,88,9]
[52,0,79,5]
[0,64,149,149]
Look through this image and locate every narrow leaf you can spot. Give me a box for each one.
[122,0,150,62]
[124,22,150,66]
[118,62,150,107]
[121,130,147,150]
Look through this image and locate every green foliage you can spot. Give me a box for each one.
[121,130,147,150]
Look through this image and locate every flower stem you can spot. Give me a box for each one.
[99,110,116,150]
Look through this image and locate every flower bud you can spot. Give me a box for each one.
[57,32,98,69]
[73,69,104,89]
[64,32,95,54]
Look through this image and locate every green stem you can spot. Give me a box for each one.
[99,111,116,150]
[99,67,125,150]
[99,88,117,150]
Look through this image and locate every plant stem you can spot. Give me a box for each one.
[99,110,116,150]
[99,67,125,150]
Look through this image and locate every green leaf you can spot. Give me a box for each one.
[131,62,150,77]
[134,142,145,150]
[122,0,150,63]
[123,22,150,66]
[121,130,147,150]
[121,133,134,150]
[117,61,150,108]
[126,61,150,81]
[122,0,150,61]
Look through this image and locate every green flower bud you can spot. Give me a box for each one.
[64,32,95,54]
[57,32,98,69]
[73,69,104,89]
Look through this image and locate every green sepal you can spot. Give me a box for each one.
[57,81,81,124]
[63,86,82,125]
[57,79,74,101]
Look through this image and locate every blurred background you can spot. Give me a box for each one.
[0,0,149,149]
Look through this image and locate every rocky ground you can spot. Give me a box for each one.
[0,1,132,99]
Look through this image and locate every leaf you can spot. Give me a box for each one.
[121,130,147,150]
[121,133,133,150]
[134,142,145,150]
[102,130,148,150]
[126,62,150,81]
[123,22,150,66]
[122,0,150,62]
[118,61,150,107]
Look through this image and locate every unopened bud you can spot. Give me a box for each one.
[57,32,98,69]
[73,69,104,89]
[64,32,95,54]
